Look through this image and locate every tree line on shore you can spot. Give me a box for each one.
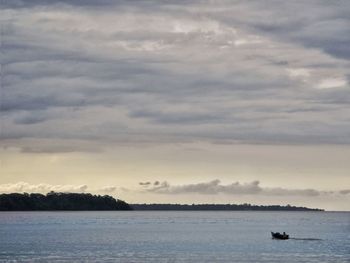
[0,192,131,211]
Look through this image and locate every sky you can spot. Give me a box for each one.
[1,0,349,210]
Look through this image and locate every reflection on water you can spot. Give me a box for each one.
[0,211,349,262]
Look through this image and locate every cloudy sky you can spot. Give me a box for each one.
[1,0,349,210]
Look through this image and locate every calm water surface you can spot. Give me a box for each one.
[0,211,349,262]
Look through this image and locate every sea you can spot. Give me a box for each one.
[0,211,349,262]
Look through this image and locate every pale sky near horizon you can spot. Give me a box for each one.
[1,0,349,210]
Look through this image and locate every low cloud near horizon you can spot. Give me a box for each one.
[139,180,350,197]
[0,182,88,194]
[1,180,349,198]
[0,182,117,195]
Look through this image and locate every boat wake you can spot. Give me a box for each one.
[290,237,323,241]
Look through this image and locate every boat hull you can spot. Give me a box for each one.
[271,232,289,240]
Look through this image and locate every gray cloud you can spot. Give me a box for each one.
[140,180,349,197]
[139,182,151,186]
[214,1,350,60]
[339,189,350,195]
[14,112,49,125]
[1,1,350,152]
[0,0,155,8]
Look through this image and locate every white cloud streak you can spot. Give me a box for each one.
[0,182,121,194]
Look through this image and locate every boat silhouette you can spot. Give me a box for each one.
[271,232,289,240]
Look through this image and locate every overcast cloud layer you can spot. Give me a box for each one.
[1,1,350,153]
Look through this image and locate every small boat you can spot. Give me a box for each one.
[271,232,289,240]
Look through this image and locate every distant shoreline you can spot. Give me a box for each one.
[0,192,324,211]
[131,204,324,211]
